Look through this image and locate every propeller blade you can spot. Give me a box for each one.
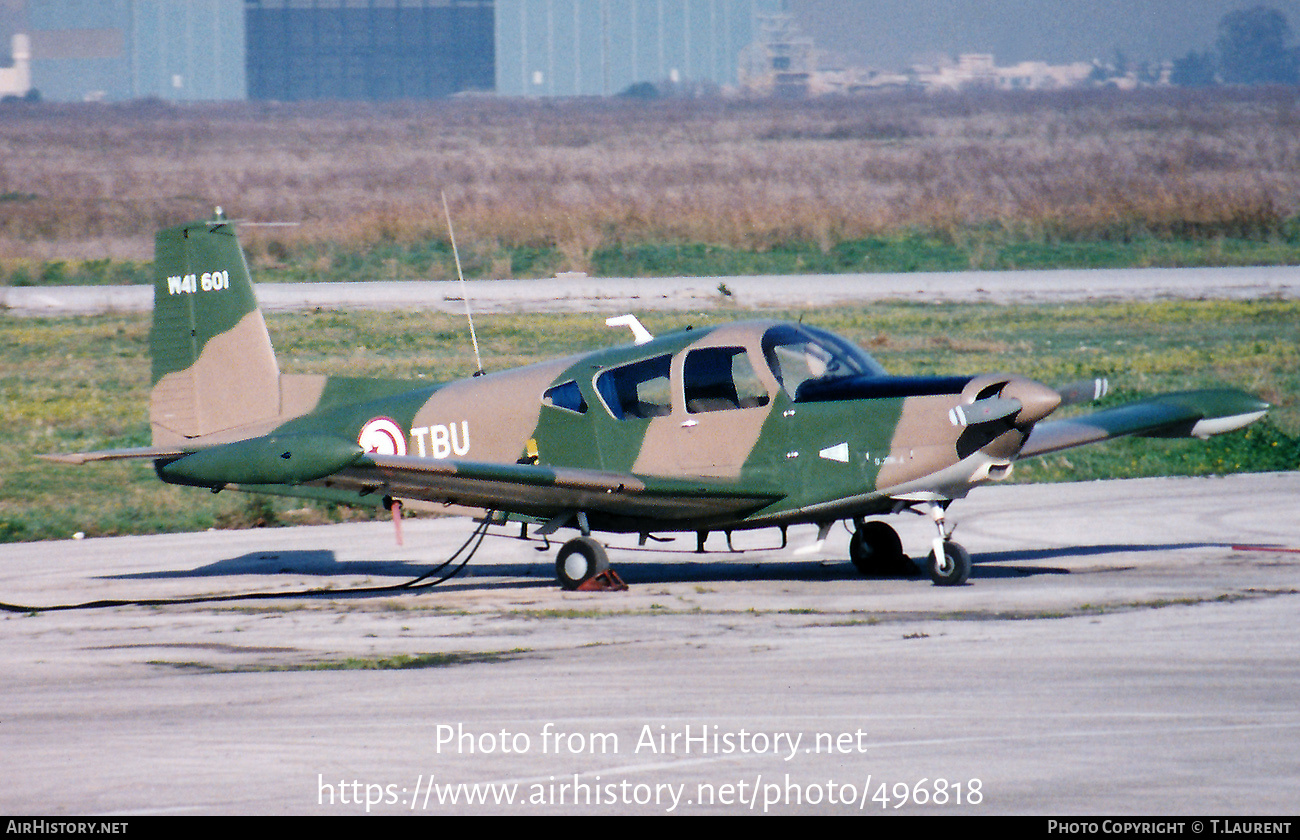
[948,396,1022,427]
[1057,377,1109,406]
[951,377,1064,428]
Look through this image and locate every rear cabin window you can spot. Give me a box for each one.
[543,381,588,414]
[595,355,672,419]
[683,347,770,413]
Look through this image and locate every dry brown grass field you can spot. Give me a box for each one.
[1,87,1299,276]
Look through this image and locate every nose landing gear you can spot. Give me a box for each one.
[925,502,970,586]
[848,503,971,586]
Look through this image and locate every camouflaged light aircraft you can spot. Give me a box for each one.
[43,213,1271,589]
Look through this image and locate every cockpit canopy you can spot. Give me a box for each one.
[760,323,888,400]
[563,322,892,421]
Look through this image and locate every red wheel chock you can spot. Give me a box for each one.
[577,570,628,591]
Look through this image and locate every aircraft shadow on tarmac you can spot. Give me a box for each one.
[96,540,1225,591]
[584,540,1222,584]
[101,550,424,580]
[972,541,1222,578]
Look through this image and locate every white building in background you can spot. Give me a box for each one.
[738,12,813,97]
[0,32,30,97]
[921,53,997,90]
[996,59,1095,90]
[738,19,1099,98]
[907,54,1095,92]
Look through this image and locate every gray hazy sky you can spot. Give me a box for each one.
[3,1,1300,71]
[787,0,1300,68]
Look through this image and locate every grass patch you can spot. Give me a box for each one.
[508,606,696,618]
[813,591,1290,627]
[511,608,616,619]
[584,233,1300,278]
[3,258,152,287]
[152,648,530,674]
[5,88,1300,281]
[15,232,1297,288]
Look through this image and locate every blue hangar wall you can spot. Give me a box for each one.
[496,0,784,96]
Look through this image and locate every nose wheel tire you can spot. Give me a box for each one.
[556,536,610,590]
[849,520,911,577]
[928,541,971,586]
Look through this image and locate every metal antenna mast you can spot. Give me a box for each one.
[442,190,483,375]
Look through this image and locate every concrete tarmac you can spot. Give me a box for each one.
[5,264,1300,316]
[1,473,1297,815]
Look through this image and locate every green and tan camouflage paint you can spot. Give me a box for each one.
[129,215,1267,535]
[141,217,1034,528]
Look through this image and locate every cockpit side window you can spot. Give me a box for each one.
[543,381,588,414]
[595,355,673,419]
[761,324,887,400]
[683,346,770,413]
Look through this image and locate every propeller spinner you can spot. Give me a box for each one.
[948,376,1063,428]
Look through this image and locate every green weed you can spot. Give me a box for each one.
[152,649,530,673]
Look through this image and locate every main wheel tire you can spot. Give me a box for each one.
[555,536,609,590]
[849,521,907,577]
[928,541,971,586]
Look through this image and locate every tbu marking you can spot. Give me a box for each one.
[411,422,471,459]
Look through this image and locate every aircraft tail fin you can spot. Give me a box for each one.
[149,210,281,444]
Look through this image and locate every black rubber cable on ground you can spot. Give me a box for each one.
[0,512,495,614]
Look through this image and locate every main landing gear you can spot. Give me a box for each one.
[848,503,971,587]
[555,536,627,591]
[849,519,913,577]
[555,536,608,589]
[548,512,970,590]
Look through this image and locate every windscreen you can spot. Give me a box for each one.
[761,324,887,400]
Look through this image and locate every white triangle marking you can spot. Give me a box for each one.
[819,442,849,463]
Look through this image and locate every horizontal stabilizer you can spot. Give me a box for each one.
[38,445,191,465]
[1020,389,1269,458]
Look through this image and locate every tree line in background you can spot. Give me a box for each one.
[1172,5,1300,85]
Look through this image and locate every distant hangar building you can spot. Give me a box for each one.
[246,0,494,100]
[24,0,246,102]
[9,0,784,102]
[495,0,783,97]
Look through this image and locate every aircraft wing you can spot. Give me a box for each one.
[327,454,785,522]
[1019,389,1269,458]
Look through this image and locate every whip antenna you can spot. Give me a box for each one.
[442,189,483,375]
